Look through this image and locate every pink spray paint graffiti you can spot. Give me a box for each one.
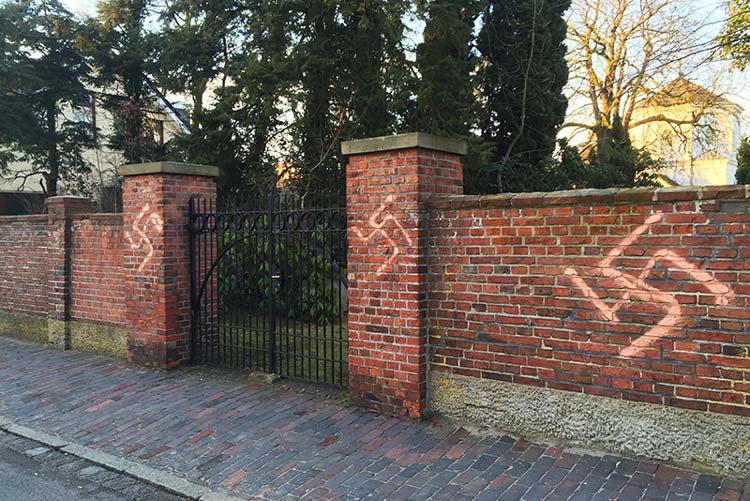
[125,204,164,273]
[564,212,734,358]
[355,196,414,276]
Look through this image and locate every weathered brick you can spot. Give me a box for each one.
[428,184,750,418]
[121,171,217,369]
[346,144,463,419]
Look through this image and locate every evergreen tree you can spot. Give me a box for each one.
[285,0,414,194]
[339,0,414,139]
[182,0,296,198]
[0,0,94,196]
[154,0,240,129]
[84,0,159,164]
[415,0,483,137]
[290,0,347,193]
[737,136,750,184]
[152,0,255,197]
[129,0,416,196]
[548,139,587,190]
[588,115,660,188]
[415,0,493,195]
[477,0,570,193]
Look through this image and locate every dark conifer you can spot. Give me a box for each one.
[0,0,95,196]
[477,0,570,193]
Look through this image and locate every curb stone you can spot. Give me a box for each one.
[199,495,247,501]
[6,422,70,449]
[0,415,244,501]
[61,442,135,473]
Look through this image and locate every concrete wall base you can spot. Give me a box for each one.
[0,311,48,344]
[0,311,126,360]
[47,319,68,350]
[70,322,127,359]
[429,371,750,479]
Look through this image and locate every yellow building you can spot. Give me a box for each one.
[630,78,744,186]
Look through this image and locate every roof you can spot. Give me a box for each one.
[655,173,679,188]
[640,77,742,112]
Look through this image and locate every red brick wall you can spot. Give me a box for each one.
[70,214,125,327]
[428,187,750,417]
[0,213,126,330]
[1,168,216,367]
[0,216,49,316]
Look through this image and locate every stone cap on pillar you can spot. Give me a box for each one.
[118,161,221,178]
[341,132,468,156]
[45,196,96,221]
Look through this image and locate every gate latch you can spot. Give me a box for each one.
[271,268,283,293]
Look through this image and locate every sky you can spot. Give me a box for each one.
[61,0,96,16]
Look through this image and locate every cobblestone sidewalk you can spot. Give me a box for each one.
[0,338,747,500]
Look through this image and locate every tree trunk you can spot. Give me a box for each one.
[191,80,209,131]
[124,96,143,164]
[593,125,612,160]
[46,103,59,197]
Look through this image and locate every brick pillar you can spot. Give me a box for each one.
[119,162,219,369]
[343,133,466,418]
[46,196,96,349]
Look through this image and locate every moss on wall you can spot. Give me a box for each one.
[0,310,126,360]
[70,322,127,359]
[0,311,47,344]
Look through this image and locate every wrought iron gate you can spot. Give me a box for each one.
[189,192,348,386]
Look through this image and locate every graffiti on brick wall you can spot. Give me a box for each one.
[125,204,164,273]
[564,212,734,358]
[355,196,414,276]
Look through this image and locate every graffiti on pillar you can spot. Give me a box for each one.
[355,195,414,276]
[564,212,734,358]
[125,204,164,273]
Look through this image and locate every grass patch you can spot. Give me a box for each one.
[194,312,348,387]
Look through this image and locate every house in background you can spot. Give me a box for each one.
[0,91,189,213]
[0,191,46,215]
[630,77,744,186]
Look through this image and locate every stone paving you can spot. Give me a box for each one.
[0,337,748,501]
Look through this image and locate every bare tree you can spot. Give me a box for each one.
[564,0,725,152]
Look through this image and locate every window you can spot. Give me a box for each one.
[72,94,97,146]
[154,119,165,146]
[692,113,724,158]
[72,94,96,127]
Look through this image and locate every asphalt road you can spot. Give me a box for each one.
[0,432,185,501]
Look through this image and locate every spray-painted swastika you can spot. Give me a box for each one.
[125,203,164,273]
[564,212,734,358]
[355,196,414,277]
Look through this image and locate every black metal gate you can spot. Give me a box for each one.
[189,192,348,386]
